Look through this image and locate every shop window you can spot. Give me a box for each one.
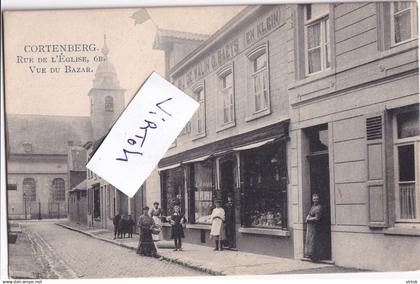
[242,142,288,229]
[192,162,214,224]
[161,167,185,215]
[52,178,65,201]
[192,85,206,137]
[394,106,419,222]
[7,184,17,191]
[217,67,235,127]
[105,96,114,112]
[391,2,418,45]
[23,178,36,201]
[304,4,331,75]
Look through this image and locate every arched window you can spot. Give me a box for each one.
[52,178,65,201]
[23,178,36,201]
[105,96,114,112]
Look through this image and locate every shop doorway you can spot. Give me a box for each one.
[306,125,332,261]
[220,159,236,248]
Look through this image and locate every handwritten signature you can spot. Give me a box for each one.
[116,97,173,162]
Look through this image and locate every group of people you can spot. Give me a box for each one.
[112,214,135,239]
[118,193,323,262]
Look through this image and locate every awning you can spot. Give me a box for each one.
[182,155,211,164]
[70,179,87,192]
[158,163,181,172]
[232,138,275,151]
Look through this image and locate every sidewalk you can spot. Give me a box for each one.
[56,221,339,276]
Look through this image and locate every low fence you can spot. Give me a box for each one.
[7,201,67,220]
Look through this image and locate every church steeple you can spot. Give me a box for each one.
[88,35,125,140]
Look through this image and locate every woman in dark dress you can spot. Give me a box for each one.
[304,193,322,261]
[137,206,159,258]
[170,205,186,251]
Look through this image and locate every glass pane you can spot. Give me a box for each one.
[397,109,420,139]
[394,10,412,43]
[254,54,267,72]
[394,2,411,12]
[400,183,416,219]
[308,48,321,73]
[398,144,415,182]
[307,23,321,48]
[194,162,213,224]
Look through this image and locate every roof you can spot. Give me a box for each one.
[70,179,87,192]
[153,29,209,50]
[6,113,93,155]
[169,6,260,76]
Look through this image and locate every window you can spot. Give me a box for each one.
[105,96,114,112]
[391,2,418,45]
[394,106,420,222]
[242,142,288,229]
[161,167,185,215]
[251,53,269,112]
[193,86,206,136]
[304,4,331,75]
[23,178,36,201]
[52,178,65,201]
[193,162,214,224]
[7,184,17,191]
[220,72,234,124]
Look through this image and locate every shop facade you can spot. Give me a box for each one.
[153,5,295,258]
[287,3,419,270]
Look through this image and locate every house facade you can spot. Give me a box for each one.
[148,3,419,271]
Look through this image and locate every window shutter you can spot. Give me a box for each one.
[160,171,167,216]
[187,165,195,224]
[365,112,388,227]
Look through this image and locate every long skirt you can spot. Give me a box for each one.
[137,230,158,257]
[152,216,161,241]
[304,222,320,260]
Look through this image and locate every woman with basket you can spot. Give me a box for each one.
[137,206,161,258]
[151,201,162,242]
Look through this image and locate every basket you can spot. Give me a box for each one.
[151,225,161,235]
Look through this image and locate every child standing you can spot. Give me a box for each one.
[170,204,186,251]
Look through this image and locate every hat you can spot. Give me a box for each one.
[153,201,159,205]
[215,199,222,204]
[143,206,149,211]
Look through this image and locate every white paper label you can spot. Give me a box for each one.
[86,72,199,197]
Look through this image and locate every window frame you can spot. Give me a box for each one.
[23,178,36,201]
[392,109,420,223]
[303,4,331,76]
[245,42,271,121]
[192,82,206,139]
[216,64,236,131]
[105,95,114,112]
[52,178,66,201]
[390,2,418,47]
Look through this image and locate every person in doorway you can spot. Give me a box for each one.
[210,199,225,251]
[151,202,162,242]
[127,215,135,238]
[137,206,160,258]
[304,193,322,261]
[112,213,121,239]
[170,204,186,251]
[224,195,235,249]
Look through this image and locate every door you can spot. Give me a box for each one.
[220,159,236,248]
[308,153,331,260]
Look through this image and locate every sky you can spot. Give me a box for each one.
[4,6,245,117]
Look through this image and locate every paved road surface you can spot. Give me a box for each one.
[13,221,206,279]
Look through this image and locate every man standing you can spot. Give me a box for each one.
[113,213,121,239]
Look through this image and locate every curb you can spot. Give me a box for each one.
[55,223,224,276]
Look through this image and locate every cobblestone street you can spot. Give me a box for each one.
[9,221,206,279]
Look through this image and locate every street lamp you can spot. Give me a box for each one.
[23,192,27,220]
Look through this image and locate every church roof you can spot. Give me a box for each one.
[6,114,93,155]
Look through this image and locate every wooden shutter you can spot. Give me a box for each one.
[365,112,388,227]
[187,164,196,224]
[160,171,167,216]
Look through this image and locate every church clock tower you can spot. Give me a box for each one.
[88,36,125,140]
